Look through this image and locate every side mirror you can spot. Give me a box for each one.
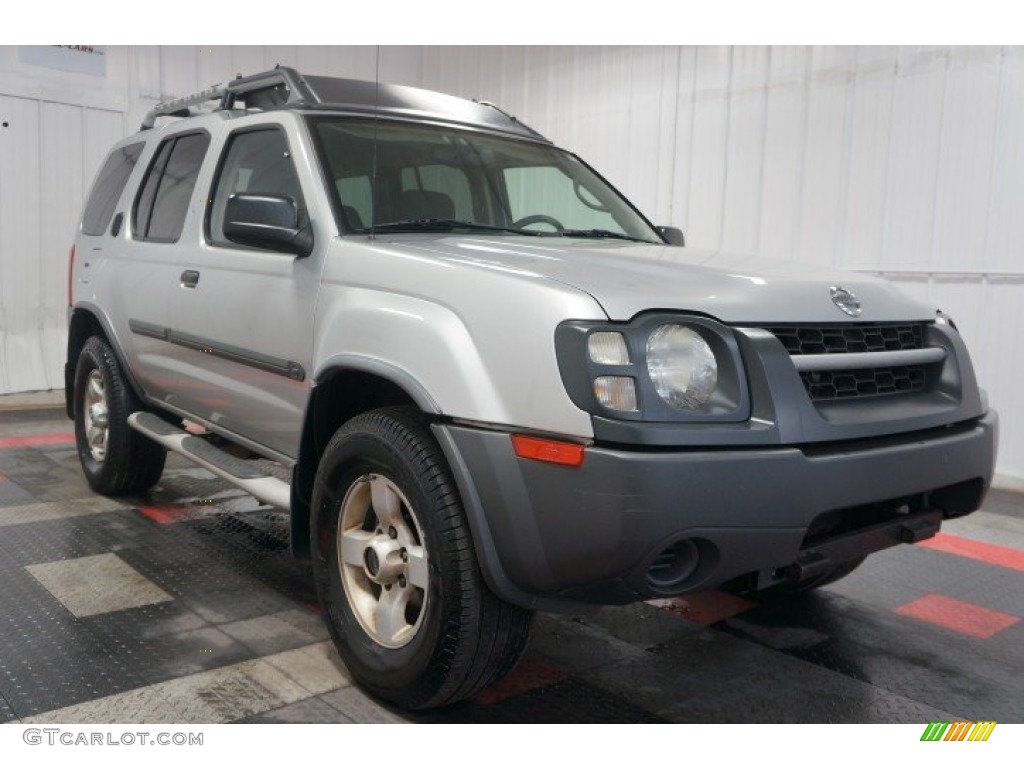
[657,226,685,247]
[223,194,313,257]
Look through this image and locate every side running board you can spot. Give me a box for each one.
[128,412,291,510]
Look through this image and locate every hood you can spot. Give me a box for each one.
[392,235,936,324]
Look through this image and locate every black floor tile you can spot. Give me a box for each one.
[720,591,1024,722]
[0,567,151,716]
[0,690,17,723]
[431,678,667,724]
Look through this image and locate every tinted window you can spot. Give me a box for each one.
[82,143,144,236]
[133,139,172,238]
[401,165,472,220]
[336,175,371,230]
[505,166,619,231]
[208,128,304,246]
[133,132,210,242]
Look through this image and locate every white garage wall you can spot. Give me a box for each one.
[0,45,1021,486]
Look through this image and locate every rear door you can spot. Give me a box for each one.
[114,130,211,404]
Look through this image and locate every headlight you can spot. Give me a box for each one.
[593,375,638,411]
[646,324,717,409]
[588,332,630,365]
[554,315,747,426]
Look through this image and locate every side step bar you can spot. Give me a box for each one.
[128,412,291,510]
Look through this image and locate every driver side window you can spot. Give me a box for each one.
[208,128,305,247]
[504,166,619,231]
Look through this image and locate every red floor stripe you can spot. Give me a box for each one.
[473,657,570,706]
[648,590,756,625]
[137,504,192,525]
[0,472,7,483]
[0,432,75,449]
[895,594,1020,639]
[917,532,1024,572]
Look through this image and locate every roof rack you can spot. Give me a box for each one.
[138,66,548,143]
[472,99,547,142]
[140,66,318,130]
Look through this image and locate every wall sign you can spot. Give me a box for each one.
[19,46,107,77]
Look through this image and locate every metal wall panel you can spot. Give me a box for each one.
[841,49,897,272]
[757,46,808,262]
[884,47,948,273]
[931,48,1002,274]
[686,47,732,251]
[797,47,853,267]
[39,103,84,389]
[721,46,768,255]
[0,95,43,394]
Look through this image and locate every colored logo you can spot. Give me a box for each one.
[920,721,997,742]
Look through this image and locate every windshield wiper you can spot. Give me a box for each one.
[368,219,544,236]
[556,228,654,243]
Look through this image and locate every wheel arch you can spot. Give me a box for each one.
[65,305,145,419]
[290,358,440,560]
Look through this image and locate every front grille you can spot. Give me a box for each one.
[763,323,931,402]
[765,322,925,355]
[801,366,927,400]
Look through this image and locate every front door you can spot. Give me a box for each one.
[168,123,322,460]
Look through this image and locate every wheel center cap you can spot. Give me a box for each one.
[363,538,403,584]
[89,403,108,427]
[363,547,380,577]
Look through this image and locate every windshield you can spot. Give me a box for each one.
[309,117,663,243]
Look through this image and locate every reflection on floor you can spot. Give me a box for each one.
[1,408,1021,723]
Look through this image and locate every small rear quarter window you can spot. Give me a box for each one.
[81,143,144,236]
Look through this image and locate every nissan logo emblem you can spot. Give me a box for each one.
[830,286,862,317]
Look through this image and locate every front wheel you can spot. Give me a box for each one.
[310,407,533,709]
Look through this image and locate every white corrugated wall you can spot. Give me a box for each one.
[0,45,1021,486]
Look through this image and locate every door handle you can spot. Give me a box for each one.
[180,270,200,288]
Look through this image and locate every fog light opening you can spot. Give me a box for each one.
[646,539,701,591]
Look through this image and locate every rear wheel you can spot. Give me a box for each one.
[73,336,166,495]
[311,407,533,709]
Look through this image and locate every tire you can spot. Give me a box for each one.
[310,407,534,710]
[73,335,166,495]
[758,556,867,598]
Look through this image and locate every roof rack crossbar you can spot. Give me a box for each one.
[140,66,318,131]
[141,83,226,130]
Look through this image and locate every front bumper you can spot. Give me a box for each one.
[433,411,997,610]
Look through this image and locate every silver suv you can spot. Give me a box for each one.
[66,67,998,709]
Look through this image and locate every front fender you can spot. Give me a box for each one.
[313,244,605,438]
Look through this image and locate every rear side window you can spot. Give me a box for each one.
[133,132,210,242]
[81,143,144,236]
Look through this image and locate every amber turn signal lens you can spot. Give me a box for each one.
[511,435,585,467]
